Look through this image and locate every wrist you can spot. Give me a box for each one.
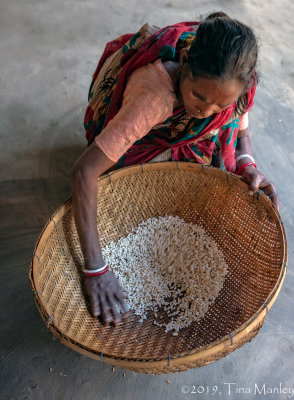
[240,164,256,177]
[84,254,105,270]
[83,264,109,277]
[235,153,255,167]
[236,162,257,176]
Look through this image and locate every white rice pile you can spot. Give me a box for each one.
[102,215,228,335]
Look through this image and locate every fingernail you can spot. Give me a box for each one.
[123,311,131,318]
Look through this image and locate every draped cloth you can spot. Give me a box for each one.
[84,22,256,172]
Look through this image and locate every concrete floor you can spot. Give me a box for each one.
[1,0,293,399]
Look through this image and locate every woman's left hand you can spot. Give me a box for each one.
[240,165,279,210]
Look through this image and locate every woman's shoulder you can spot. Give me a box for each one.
[126,59,175,97]
[124,59,178,113]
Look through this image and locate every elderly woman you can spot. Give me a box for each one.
[71,12,279,326]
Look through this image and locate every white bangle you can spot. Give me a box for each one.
[83,264,108,274]
[235,154,255,164]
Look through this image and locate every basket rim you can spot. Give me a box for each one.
[29,162,288,366]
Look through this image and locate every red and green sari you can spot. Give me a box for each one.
[84,22,256,172]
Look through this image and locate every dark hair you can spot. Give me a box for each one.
[186,11,259,89]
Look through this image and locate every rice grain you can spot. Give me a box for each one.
[102,216,228,333]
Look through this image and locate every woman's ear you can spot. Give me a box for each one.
[179,49,189,68]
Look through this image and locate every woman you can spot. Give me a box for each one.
[71,12,279,326]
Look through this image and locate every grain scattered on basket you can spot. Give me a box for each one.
[102,216,228,334]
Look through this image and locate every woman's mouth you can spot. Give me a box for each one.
[185,106,204,119]
[189,110,204,119]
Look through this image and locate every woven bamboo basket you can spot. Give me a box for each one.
[30,162,287,374]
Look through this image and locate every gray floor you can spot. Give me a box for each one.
[1,1,293,399]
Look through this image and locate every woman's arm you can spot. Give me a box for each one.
[71,62,175,325]
[235,128,279,209]
[235,127,252,161]
[70,143,130,325]
[71,143,113,266]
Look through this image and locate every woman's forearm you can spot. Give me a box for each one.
[235,128,254,168]
[71,170,104,267]
[70,143,114,268]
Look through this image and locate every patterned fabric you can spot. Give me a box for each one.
[84,22,256,172]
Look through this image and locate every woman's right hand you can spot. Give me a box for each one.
[71,143,128,325]
[83,269,131,326]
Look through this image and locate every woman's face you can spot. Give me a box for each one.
[179,73,245,119]
[178,49,245,119]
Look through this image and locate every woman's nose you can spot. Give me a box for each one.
[199,104,218,118]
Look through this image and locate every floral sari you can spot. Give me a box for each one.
[84,22,256,172]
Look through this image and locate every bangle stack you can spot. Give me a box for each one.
[235,154,257,176]
[83,264,109,277]
[235,153,255,164]
[236,162,257,176]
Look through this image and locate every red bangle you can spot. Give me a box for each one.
[83,265,109,277]
[236,162,257,176]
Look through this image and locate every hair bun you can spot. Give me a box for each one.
[206,11,229,21]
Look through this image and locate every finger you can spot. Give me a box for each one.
[106,292,122,326]
[114,287,128,299]
[88,293,101,317]
[114,291,130,317]
[247,174,261,195]
[271,192,279,210]
[121,310,132,319]
[99,293,113,325]
[260,182,279,210]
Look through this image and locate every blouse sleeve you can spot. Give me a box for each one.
[94,62,175,162]
[239,112,249,130]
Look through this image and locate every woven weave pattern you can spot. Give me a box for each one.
[30,163,287,374]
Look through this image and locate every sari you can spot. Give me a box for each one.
[84,22,256,172]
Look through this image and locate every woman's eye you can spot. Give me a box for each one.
[193,95,203,103]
